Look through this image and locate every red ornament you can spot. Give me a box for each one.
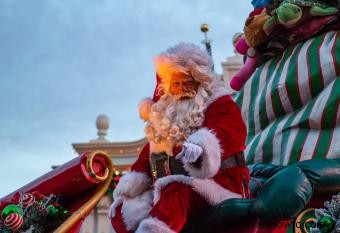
[4,213,23,232]
[113,176,120,183]
[20,193,35,207]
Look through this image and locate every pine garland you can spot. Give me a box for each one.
[310,193,340,233]
[0,192,68,233]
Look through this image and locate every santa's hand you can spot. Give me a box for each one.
[176,142,203,163]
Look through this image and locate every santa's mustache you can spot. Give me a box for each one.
[173,90,197,101]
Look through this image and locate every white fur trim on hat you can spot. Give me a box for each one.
[139,98,154,121]
[122,190,153,231]
[113,171,151,199]
[184,128,222,179]
[136,217,175,233]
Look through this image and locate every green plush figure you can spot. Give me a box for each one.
[263,0,338,35]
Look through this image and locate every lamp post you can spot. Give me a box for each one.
[200,23,214,72]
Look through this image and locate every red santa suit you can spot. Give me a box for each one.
[109,43,250,233]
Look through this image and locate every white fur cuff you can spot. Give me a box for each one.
[136,217,175,233]
[113,171,151,199]
[122,191,153,231]
[108,197,123,219]
[184,128,222,178]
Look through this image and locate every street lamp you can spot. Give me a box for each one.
[200,23,214,71]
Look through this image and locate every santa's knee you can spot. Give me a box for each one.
[110,204,131,233]
[154,179,194,204]
[110,191,153,233]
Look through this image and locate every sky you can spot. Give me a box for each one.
[0,0,252,198]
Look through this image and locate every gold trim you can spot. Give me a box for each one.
[86,151,109,182]
[294,208,316,233]
[54,150,114,233]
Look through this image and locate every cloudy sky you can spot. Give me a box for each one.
[0,0,252,197]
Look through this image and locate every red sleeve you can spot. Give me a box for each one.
[203,95,247,159]
[130,143,151,177]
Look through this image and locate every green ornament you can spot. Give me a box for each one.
[1,204,21,219]
[318,216,335,233]
[47,205,59,217]
[62,209,68,216]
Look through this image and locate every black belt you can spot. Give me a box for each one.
[150,151,245,181]
[220,151,246,169]
[150,153,188,181]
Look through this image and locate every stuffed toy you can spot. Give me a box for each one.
[252,0,274,8]
[244,10,271,47]
[263,0,338,35]
[230,55,257,91]
[229,8,270,91]
[230,37,258,91]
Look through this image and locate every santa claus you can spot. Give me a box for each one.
[109,43,249,233]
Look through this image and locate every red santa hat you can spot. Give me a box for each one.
[139,43,213,121]
[139,73,163,121]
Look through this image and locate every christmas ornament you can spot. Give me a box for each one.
[20,193,35,207]
[311,193,340,233]
[36,203,48,216]
[114,175,120,183]
[318,216,335,233]
[1,204,21,219]
[4,213,23,232]
[47,205,59,217]
[0,192,68,232]
[107,173,122,196]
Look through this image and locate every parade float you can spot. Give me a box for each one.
[1,0,339,232]
[0,151,114,233]
[184,0,340,232]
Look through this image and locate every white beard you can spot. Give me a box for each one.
[145,87,209,149]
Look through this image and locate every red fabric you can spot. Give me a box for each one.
[66,221,84,233]
[110,204,133,233]
[152,73,164,102]
[149,182,210,232]
[204,95,247,159]
[214,166,250,196]
[285,15,338,44]
[111,95,249,232]
[248,8,264,18]
[131,95,247,176]
[130,143,151,176]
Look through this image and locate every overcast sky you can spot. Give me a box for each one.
[0,0,252,198]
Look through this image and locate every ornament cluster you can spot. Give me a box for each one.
[0,192,68,233]
[311,192,340,233]
[106,171,122,196]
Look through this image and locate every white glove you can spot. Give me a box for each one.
[176,142,203,163]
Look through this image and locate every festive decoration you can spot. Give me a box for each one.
[310,193,340,233]
[0,192,68,233]
[319,216,335,233]
[1,204,21,219]
[4,213,23,232]
[106,171,122,195]
[19,193,35,208]
[263,0,338,36]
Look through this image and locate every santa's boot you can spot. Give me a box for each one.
[136,181,209,233]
